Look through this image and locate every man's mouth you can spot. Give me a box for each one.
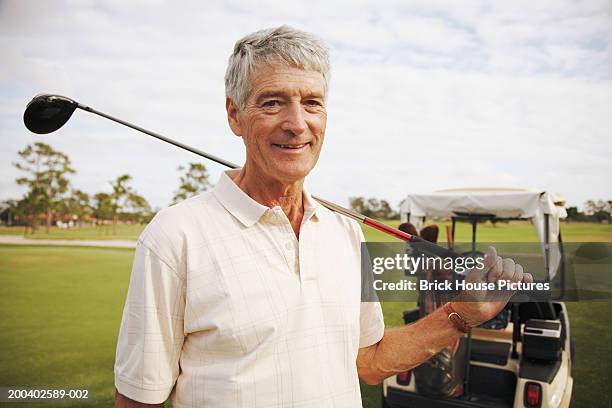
[272,143,310,150]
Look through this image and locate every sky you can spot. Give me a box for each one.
[1,0,611,212]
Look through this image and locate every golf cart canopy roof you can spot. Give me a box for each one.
[400,188,567,220]
[400,188,567,279]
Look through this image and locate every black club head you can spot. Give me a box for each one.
[23,94,79,134]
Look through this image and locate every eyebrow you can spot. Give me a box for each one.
[255,90,325,103]
[256,91,287,103]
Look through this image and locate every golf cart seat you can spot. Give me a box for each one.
[519,302,557,323]
[470,338,511,366]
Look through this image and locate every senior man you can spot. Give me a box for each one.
[114,26,532,408]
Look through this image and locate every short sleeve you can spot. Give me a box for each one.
[114,240,186,404]
[359,301,385,348]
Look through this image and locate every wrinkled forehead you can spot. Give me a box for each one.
[247,58,327,99]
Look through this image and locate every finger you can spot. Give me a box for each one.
[487,255,503,283]
[523,272,534,284]
[512,263,524,283]
[465,247,496,282]
[500,258,516,283]
[482,246,497,270]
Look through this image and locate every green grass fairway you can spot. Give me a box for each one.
[564,302,612,406]
[0,224,145,241]
[0,245,133,407]
[0,220,610,407]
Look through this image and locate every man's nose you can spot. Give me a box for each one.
[280,101,308,135]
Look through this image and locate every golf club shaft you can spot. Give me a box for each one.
[78,104,239,170]
[308,196,457,258]
[75,103,459,258]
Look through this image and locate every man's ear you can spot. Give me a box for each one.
[226,97,243,137]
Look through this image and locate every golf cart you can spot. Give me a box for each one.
[383,188,573,408]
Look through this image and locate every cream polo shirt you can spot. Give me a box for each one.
[114,170,385,407]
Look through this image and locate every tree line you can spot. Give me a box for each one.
[349,197,399,220]
[566,200,612,223]
[4,142,212,234]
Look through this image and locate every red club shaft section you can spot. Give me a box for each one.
[362,218,460,260]
[363,217,415,242]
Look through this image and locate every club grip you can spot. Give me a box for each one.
[409,235,461,260]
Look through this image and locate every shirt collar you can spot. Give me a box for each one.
[213,170,320,227]
[302,187,321,223]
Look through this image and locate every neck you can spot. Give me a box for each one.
[231,164,305,237]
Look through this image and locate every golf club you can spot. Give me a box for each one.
[23,93,458,259]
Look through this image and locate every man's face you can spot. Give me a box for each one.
[227,63,327,184]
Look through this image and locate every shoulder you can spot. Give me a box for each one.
[138,192,217,270]
[142,192,214,238]
[317,204,365,243]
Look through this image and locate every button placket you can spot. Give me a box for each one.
[283,223,299,274]
[297,222,317,283]
[268,207,300,276]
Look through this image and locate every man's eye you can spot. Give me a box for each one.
[262,100,281,108]
[304,100,322,107]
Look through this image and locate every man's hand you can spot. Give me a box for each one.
[452,246,533,327]
[356,246,534,386]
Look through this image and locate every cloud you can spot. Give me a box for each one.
[1,0,611,211]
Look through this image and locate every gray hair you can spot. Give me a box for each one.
[224,25,330,110]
